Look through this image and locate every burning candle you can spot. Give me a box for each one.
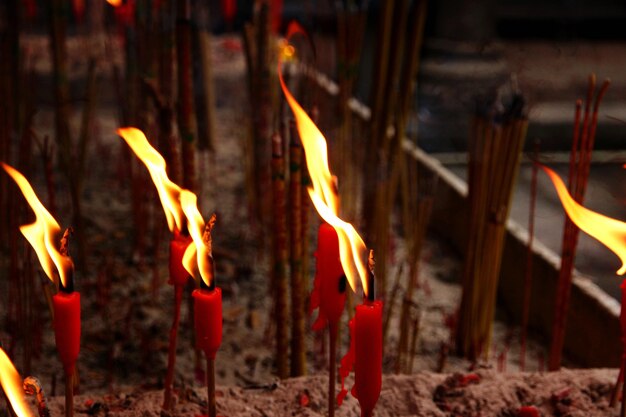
[117,127,192,410]
[278,27,382,416]
[0,348,35,417]
[181,193,222,417]
[311,223,346,417]
[339,255,383,417]
[2,163,80,417]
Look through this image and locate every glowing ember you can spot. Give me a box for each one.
[278,36,369,296]
[106,0,123,6]
[0,348,34,417]
[543,165,626,274]
[117,127,185,233]
[180,190,215,287]
[1,163,72,287]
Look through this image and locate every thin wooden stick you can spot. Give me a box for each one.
[176,0,198,193]
[271,132,289,378]
[64,372,73,417]
[207,357,216,417]
[328,323,338,417]
[407,308,421,373]
[520,140,540,371]
[383,262,403,344]
[193,14,216,152]
[621,371,626,417]
[289,121,306,376]
[611,358,624,407]
[162,285,183,410]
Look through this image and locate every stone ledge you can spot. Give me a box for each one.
[404,140,622,367]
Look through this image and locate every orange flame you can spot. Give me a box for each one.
[543,165,626,275]
[278,41,369,296]
[0,348,34,417]
[106,0,123,6]
[1,163,71,287]
[117,127,184,233]
[180,190,214,287]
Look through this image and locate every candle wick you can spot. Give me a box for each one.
[367,249,375,302]
[59,227,75,294]
[59,227,73,257]
[338,274,347,293]
[202,213,217,290]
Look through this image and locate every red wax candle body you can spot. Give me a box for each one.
[193,288,223,359]
[169,230,192,286]
[311,223,346,330]
[221,0,236,24]
[621,279,626,339]
[619,279,626,376]
[52,292,81,375]
[354,300,383,415]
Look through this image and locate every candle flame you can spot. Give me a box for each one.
[1,163,71,287]
[0,348,34,417]
[180,191,215,287]
[117,127,184,233]
[106,0,122,6]
[543,164,626,275]
[278,36,369,296]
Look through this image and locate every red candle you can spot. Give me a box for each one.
[220,0,236,25]
[193,287,223,360]
[311,223,346,330]
[169,229,192,286]
[52,291,81,375]
[354,300,383,416]
[620,279,626,377]
[621,279,626,340]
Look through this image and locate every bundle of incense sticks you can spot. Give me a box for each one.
[364,0,428,301]
[548,75,610,371]
[334,0,368,221]
[456,87,528,361]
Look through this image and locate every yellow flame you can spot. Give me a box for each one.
[180,190,212,287]
[543,165,626,275]
[278,50,369,296]
[117,127,184,232]
[106,0,123,6]
[2,163,70,287]
[0,348,35,417]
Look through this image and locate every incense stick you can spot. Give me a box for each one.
[289,121,306,377]
[520,140,540,371]
[548,76,610,370]
[271,131,289,378]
